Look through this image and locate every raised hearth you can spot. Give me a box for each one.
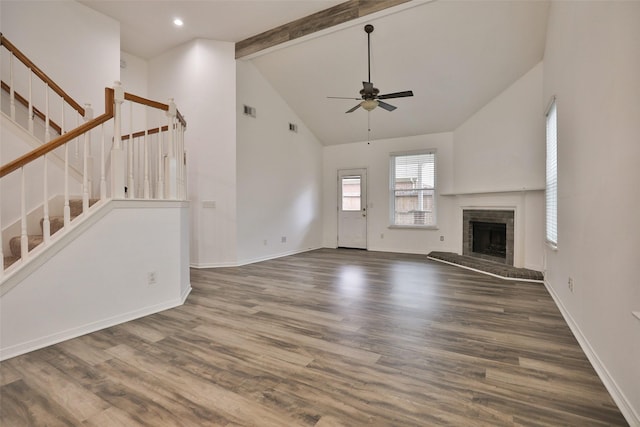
[428,251,543,282]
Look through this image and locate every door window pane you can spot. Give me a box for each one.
[342,177,361,211]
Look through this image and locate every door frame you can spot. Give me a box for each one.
[337,168,368,249]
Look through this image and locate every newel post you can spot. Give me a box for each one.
[111,82,125,199]
[166,98,178,199]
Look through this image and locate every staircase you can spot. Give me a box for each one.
[3,198,98,270]
[1,34,187,284]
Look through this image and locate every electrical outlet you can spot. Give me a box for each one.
[568,277,574,293]
[148,271,157,285]
[263,239,268,246]
[380,233,384,239]
[440,235,444,242]
[281,236,287,243]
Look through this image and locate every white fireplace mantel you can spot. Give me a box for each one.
[440,187,544,196]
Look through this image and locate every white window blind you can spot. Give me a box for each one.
[390,152,436,226]
[546,99,558,246]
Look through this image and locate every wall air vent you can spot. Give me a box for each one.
[289,123,298,133]
[243,105,256,118]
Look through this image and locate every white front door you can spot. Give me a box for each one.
[338,169,367,249]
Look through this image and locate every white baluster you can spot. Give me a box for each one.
[111,81,125,199]
[9,52,15,120]
[157,132,164,200]
[28,70,33,134]
[64,143,70,227]
[180,121,186,199]
[166,99,177,199]
[44,84,51,142]
[83,132,89,213]
[84,104,94,201]
[61,97,65,134]
[143,107,150,199]
[20,168,28,259]
[100,123,106,200]
[127,101,135,198]
[60,94,66,135]
[75,113,80,157]
[42,154,51,243]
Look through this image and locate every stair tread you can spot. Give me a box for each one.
[4,255,20,270]
[4,197,101,266]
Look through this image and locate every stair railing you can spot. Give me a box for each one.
[1,33,85,142]
[1,35,187,280]
[1,83,187,279]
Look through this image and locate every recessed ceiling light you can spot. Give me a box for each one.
[173,18,184,27]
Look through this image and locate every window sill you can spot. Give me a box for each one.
[546,242,558,251]
[388,225,439,230]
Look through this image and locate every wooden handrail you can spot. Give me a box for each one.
[123,91,187,128]
[1,80,63,135]
[124,92,168,111]
[121,125,169,141]
[0,88,113,178]
[0,33,85,117]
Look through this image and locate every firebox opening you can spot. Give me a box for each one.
[472,221,507,259]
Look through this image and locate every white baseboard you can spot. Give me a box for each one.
[180,285,192,303]
[543,279,639,426]
[0,296,187,361]
[190,246,322,269]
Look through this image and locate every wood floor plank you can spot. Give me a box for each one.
[0,248,628,426]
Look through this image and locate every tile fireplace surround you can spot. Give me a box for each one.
[463,209,514,265]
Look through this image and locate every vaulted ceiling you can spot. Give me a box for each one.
[80,0,550,145]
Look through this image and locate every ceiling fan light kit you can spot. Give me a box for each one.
[362,99,379,111]
[328,24,414,114]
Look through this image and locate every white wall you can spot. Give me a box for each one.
[148,39,237,267]
[0,201,191,360]
[323,133,456,255]
[120,51,148,97]
[453,62,545,193]
[451,62,545,270]
[236,61,323,264]
[543,1,640,423]
[0,0,120,116]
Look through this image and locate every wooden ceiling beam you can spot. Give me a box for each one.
[235,0,410,59]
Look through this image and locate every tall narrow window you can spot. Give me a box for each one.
[546,98,558,246]
[390,151,436,227]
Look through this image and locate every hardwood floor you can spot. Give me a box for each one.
[0,248,627,426]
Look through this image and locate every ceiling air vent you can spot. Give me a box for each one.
[289,123,298,133]
[243,105,256,118]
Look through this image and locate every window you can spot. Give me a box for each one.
[390,151,436,226]
[341,176,361,211]
[546,98,558,246]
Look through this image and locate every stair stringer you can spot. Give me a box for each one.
[0,199,191,361]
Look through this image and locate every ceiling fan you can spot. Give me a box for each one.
[329,24,414,113]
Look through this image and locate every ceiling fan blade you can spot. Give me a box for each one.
[328,96,362,100]
[378,90,414,100]
[377,100,397,112]
[346,104,362,113]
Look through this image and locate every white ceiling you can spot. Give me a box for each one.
[79,0,345,59]
[80,0,550,146]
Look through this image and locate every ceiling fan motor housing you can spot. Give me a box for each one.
[360,86,379,99]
